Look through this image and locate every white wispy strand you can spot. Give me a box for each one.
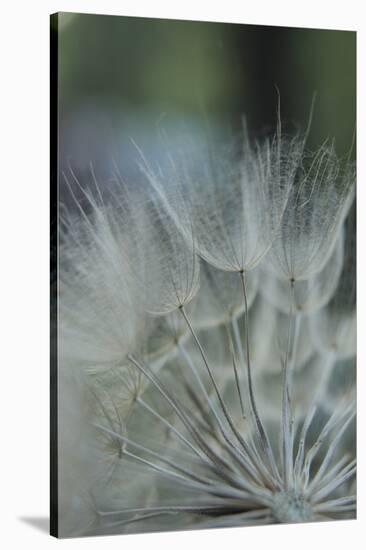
[266,141,355,283]
[260,227,344,315]
[59,179,147,368]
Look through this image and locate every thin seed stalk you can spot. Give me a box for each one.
[179,306,269,480]
[240,271,266,439]
[282,278,296,489]
[239,270,280,483]
[288,310,302,386]
[179,306,250,451]
[225,321,246,418]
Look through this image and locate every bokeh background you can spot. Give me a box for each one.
[54,12,356,193]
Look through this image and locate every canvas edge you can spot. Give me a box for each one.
[50,11,59,539]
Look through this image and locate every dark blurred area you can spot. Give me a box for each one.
[54,12,356,191]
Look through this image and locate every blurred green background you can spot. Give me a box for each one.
[54,12,356,176]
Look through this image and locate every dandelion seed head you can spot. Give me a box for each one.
[59,113,356,537]
[267,143,355,283]
[260,227,344,315]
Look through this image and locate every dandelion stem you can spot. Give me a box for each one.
[127,356,216,464]
[239,271,280,484]
[94,423,216,488]
[311,462,356,503]
[307,411,355,494]
[178,342,229,430]
[282,278,296,490]
[128,354,248,479]
[136,396,204,461]
[293,405,317,486]
[123,449,202,488]
[230,318,247,418]
[301,402,353,489]
[312,454,350,494]
[289,310,301,383]
[180,306,257,460]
